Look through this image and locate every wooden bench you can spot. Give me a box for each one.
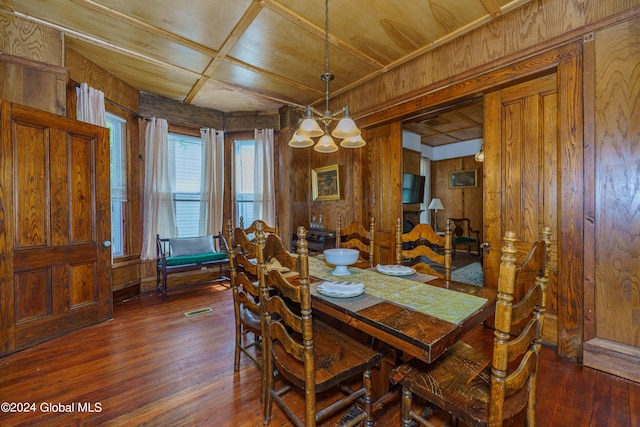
[156,233,230,301]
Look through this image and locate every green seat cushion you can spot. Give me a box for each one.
[165,252,228,266]
[454,237,477,243]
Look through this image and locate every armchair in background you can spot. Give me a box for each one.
[449,217,481,255]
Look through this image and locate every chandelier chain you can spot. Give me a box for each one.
[324,0,329,74]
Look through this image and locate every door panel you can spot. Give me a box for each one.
[362,122,403,265]
[0,101,112,356]
[483,73,559,345]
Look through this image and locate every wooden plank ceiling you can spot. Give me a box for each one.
[4,0,528,144]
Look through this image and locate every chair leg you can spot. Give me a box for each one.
[263,351,274,424]
[363,369,373,427]
[233,325,242,372]
[401,387,414,427]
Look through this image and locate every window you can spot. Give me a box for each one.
[106,112,127,257]
[169,133,203,237]
[234,139,256,225]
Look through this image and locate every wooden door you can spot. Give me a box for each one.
[362,121,403,265]
[0,101,112,356]
[483,73,559,345]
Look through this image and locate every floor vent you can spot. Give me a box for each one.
[184,307,213,318]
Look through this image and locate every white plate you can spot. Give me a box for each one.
[376,265,416,276]
[317,286,365,298]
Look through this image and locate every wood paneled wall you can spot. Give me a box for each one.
[2,0,639,382]
[329,0,639,119]
[581,14,640,382]
[430,156,484,240]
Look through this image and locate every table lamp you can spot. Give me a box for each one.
[427,198,445,233]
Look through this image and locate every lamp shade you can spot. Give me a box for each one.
[428,198,444,210]
[339,134,366,148]
[314,133,339,153]
[288,131,314,148]
[296,117,324,137]
[331,117,360,139]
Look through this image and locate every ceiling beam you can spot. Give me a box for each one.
[184,0,266,104]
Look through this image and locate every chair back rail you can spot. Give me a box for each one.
[390,226,552,427]
[257,224,380,427]
[336,216,375,266]
[240,216,279,236]
[264,233,298,271]
[395,218,452,280]
[226,218,280,256]
[228,244,262,372]
[449,217,481,254]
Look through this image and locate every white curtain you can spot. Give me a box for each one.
[199,129,225,236]
[141,118,177,260]
[76,83,105,126]
[253,129,276,225]
[420,156,431,224]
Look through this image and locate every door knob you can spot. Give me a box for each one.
[481,241,491,253]
[102,240,112,248]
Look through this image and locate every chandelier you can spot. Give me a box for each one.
[287,0,365,153]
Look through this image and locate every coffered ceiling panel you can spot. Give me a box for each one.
[4,0,530,143]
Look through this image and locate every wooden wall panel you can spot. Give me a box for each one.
[430,156,483,238]
[332,0,639,119]
[65,48,139,115]
[0,13,63,66]
[0,54,67,116]
[593,18,639,346]
[583,13,640,379]
[402,148,420,175]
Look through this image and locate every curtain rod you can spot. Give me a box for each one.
[105,97,140,118]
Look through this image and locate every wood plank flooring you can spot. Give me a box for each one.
[0,282,638,426]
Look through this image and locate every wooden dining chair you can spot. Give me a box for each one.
[395,218,453,280]
[257,225,382,427]
[228,217,279,255]
[390,226,552,427]
[240,216,279,236]
[336,216,375,266]
[227,244,262,371]
[449,217,481,254]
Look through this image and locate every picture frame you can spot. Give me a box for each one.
[449,169,477,188]
[312,164,340,201]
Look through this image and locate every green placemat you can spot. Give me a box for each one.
[309,257,487,324]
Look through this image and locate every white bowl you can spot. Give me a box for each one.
[323,248,360,276]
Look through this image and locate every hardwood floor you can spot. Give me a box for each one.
[1,282,638,426]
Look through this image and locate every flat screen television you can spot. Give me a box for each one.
[402,173,426,204]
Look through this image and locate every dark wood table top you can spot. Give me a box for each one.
[309,263,496,364]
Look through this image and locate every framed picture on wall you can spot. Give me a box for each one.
[449,169,477,188]
[312,164,340,201]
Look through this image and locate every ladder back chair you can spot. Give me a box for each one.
[390,226,552,427]
[227,217,279,256]
[257,225,382,427]
[240,216,279,236]
[395,218,452,280]
[449,217,481,254]
[336,216,375,267]
[227,244,262,371]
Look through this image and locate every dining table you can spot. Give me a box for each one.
[306,256,497,401]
